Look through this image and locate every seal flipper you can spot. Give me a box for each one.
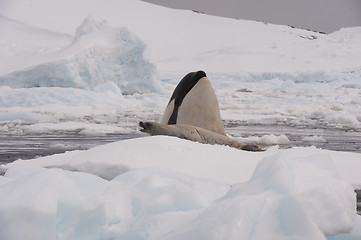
[241,144,265,152]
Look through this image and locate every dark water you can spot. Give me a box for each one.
[357,190,361,215]
[0,132,143,165]
[224,123,361,153]
[1,123,360,164]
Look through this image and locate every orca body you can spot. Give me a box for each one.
[161,70,226,135]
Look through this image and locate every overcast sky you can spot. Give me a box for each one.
[143,0,361,33]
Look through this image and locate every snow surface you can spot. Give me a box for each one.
[1,0,361,239]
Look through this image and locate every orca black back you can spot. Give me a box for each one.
[167,70,206,124]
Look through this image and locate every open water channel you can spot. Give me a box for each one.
[1,122,360,164]
[0,122,360,214]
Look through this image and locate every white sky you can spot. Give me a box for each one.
[143,0,361,33]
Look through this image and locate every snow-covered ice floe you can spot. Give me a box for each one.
[1,136,361,240]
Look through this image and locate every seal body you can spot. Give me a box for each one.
[161,71,226,135]
[139,121,263,151]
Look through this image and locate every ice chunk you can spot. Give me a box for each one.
[0,17,161,94]
[302,135,327,143]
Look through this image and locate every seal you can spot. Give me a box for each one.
[161,70,226,135]
[139,121,263,151]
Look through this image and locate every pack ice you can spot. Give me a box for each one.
[0,0,361,239]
